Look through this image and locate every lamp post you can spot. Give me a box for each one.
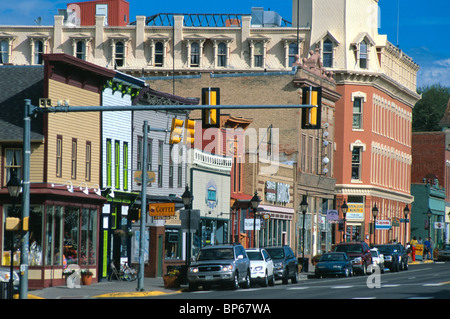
[427,208,432,240]
[182,186,193,271]
[372,204,379,246]
[300,195,308,271]
[251,192,261,247]
[341,200,348,242]
[6,169,22,298]
[403,204,409,247]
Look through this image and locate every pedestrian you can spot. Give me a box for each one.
[410,236,418,261]
[424,237,431,260]
[418,237,423,244]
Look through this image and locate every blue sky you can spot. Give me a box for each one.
[1,0,449,88]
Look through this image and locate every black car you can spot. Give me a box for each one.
[264,246,298,284]
[333,242,372,275]
[374,245,400,272]
[393,243,409,270]
[315,252,353,278]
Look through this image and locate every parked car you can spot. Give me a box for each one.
[437,244,450,261]
[370,248,385,274]
[187,243,250,291]
[314,252,353,278]
[0,267,19,293]
[264,246,298,284]
[374,245,400,272]
[333,242,373,275]
[392,243,409,270]
[246,248,274,287]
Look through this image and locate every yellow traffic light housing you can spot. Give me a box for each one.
[202,87,220,128]
[170,118,184,144]
[301,86,322,129]
[185,119,195,145]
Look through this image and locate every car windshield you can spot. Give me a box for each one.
[334,244,362,253]
[375,246,392,254]
[320,253,345,262]
[197,248,234,261]
[265,248,285,259]
[247,251,263,261]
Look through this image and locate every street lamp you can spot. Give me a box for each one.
[300,195,308,272]
[182,186,193,272]
[372,204,379,246]
[340,200,348,242]
[250,191,261,247]
[427,208,432,239]
[403,204,409,247]
[6,169,22,299]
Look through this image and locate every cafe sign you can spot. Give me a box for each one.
[149,203,175,217]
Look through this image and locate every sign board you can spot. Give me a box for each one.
[375,219,391,230]
[244,218,261,231]
[347,203,364,220]
[180,209,200,232]
[134,171,155,184]
[415,244,424,261]
[149,203,175,217]
[326,209,339,224]
[435,222,445,229]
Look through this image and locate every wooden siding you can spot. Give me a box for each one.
[46,79,101,187]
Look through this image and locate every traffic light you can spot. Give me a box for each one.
[202,87,220,128]
[185,119,195,145]
[170,117,184,144]
[301,86,322,129]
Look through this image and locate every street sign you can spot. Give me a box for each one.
[134,171,155,184]
[149,203,175,217]
[435,222,445,229]
[180,209,200,232]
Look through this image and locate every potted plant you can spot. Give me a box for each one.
[81,269,93,286]
[63,268,75,282]
[163,268,180,288]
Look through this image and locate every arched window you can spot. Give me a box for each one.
[191,42,200,67]
[34,40,44,65]
[359,40,368,69]
[0,40,9,64]
[323,39,333,68]
[217,42,227,67]
[76,41,86,60]
[155,42,164,66]
[115,41,124,67]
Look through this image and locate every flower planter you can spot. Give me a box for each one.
[81,274,93,286]
[163,275,180,288]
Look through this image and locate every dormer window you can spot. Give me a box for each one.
[109,36,129,69]
[0,40,9,64]
[351,33,375,70]
[323,39,333,68]
[359,40,368,69]
[76,41,86,60]
[190,42,200,67]
[34,40,44,65]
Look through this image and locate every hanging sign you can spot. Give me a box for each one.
[149,203,175,217]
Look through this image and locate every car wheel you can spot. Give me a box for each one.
[380,264,385,274]
[344,268,349,277]
[262,271,268,287]
[230,272,239,290]
[188,282,198,291]
[403,260,408,270]
[268,274,275,286]
[240,270,250,289]
[291,269,298,283]
[282,268,289,284]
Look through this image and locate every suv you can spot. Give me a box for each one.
[392,243,409,270]
[374,244,400,272]
[187,244,250,291]
[334,242,372,275]
[264,246,298,284]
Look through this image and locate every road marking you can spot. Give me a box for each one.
[288,287,310,290]
[381,284,401,288]
[331,286,353,289]
[423,283,445,287]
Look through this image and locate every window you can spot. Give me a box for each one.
[45,205,63,266]
[353,98,363,129]
[71,139,77,179]
[106,139,112,187]
[34,40,44,65]
[191,42,200,67]
[115,140,120,189]
[0,40,9,64]
[56,136,62,177]
[217,42,227,67]
[254,43,263,67]
[288,43,298,67]
[5,148,21,185]
[123,142,128,190]
[351,147,362,180]
[360,40,368,69]
[81,208,97,265]
[115,41,124,67]
[323,39,333,68]
[76,41,86,60]
[158,141,163,187]
[169,144,174,188]
[177,162,182,188]
[155,42,164,66]
[85,142,91,181]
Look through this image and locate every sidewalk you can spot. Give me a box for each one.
[26,277,184,299]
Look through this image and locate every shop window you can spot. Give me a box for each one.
[165,228,181,259]
[45,206,63,266]
[64,207,80,265]
[80,208,97,265]
[29,206,44,266]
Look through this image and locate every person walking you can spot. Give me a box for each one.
[424,237,431,260]
[410,236,418,262]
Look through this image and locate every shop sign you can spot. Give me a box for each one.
[347,203,364,220]
[264,181,290,204]
[149,203,175,217]
[435,222,445,229]
[375,219,391,230]
[244,218,261,230]
[326,209,339,223]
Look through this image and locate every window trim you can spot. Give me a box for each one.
[71,138,77,179]
[85,141,91,181]
[56,136,63,177]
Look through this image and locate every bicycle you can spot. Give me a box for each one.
[121,262,138,281]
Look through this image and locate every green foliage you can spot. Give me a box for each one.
[412,84,450,132]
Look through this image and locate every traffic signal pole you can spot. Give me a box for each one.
[21,100,314,297]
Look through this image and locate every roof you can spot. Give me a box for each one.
[0,65,45,141]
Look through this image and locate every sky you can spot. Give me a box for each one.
[0,0,449,88]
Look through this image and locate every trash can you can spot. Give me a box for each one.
[298,257,309,273]
[0,281,13,299]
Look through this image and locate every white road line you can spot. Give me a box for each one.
[331,286,353,289]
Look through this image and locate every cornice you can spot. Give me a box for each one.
[335,184,414,203]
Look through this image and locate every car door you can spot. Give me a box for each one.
[235,246,247,281]
[285,247,295,276]
[263,249,274,275]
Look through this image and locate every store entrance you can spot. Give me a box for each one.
[346,225,362,242]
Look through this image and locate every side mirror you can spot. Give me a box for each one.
[237,255,244,260]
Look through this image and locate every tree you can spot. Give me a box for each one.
[412,84,450,132]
